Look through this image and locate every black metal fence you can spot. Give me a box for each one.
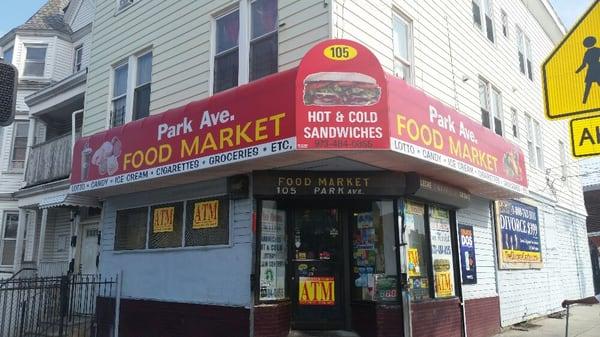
[0,274,117,337]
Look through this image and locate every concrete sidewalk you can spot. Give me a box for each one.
[494,305,600,337]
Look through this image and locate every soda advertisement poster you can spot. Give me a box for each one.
[458,224,477,284]
[495,200,542,269]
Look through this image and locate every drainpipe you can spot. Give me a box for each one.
[71,109,83,152]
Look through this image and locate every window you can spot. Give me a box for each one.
[250,0,278,81]
[259,201,287,301]
[516,26,533,80]
[559,140,567,179]
[1,213,18,266]
[213,0,278,93]
[73,45,83,73]
[392,13,413,82]
[111,51,153,127]
[479,78,502,135]
[405,201,430,300]
[118,0,133,10]
[525,114,543,169]
[133,52,152,120]
[429,206,455,298]
[185,197,229,246]
[114,198,230,251]
[350,201,396,302]
[114,207,147,250]
[501,10,508,37]
[473,0,494,42]
[3,47,13,64]
[10,121,29,170]
[111,63,128,127]
[23,45,47,77]
[510,108,518,138]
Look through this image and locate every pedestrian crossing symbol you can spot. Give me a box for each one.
[543,1,600,120]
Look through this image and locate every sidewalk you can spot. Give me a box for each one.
[494,305,600,337]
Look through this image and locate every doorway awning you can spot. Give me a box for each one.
[70,39,527,200]
[39,194,100,209]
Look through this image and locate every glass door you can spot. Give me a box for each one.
[291,207,345,330]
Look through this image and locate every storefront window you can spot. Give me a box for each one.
[404,201,430,301]
[115,207,148,250]
[351,201,397,302]
[259,201,287,301]
[429,206,455,298]
[149,202,184,249]
[185,197,229,246]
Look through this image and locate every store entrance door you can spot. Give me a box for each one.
[291,207,346,330]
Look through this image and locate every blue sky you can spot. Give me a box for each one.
[0,0,593,38]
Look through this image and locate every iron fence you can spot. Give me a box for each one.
[0,274,117,337]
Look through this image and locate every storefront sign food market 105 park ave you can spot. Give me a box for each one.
[71,39,527,195]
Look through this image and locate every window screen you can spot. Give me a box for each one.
[114,207,148,250]
[185,198,229,246]
[149,202,184,249]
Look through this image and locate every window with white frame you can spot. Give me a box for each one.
[3,46,13,64]
[213,0,278,94]
[472,0,494,42]
[133,52,152,120]
[111,51,153,127]
[516,26,533,80]
[111,63,128,127]
[23,45,47,77]
[500,10,508,37]
[10,121,29,170]
[478,78,502,136]
[73,45,83,73]
[559,140,567,179]
[118,0,133,11]
[510,108,518,138]
[392,12,413,82]
[525,114,543,169]
[1,213,18,266]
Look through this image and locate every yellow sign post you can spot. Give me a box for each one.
[543,1,600,120]
[570,115,600,157]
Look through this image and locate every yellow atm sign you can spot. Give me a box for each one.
[543,1,600,119]
[570,115,600,157]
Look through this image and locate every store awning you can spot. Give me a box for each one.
[70,39,527,200]
[39,194,100,209]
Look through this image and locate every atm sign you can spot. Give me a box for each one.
[299,277,335,305]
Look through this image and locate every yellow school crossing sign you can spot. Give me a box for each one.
[543,1,600,120]
[571,115,600,157]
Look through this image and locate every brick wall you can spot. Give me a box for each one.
[411,298,462,337]
[254,302,291,337]
[465,297,501,337]
[585,190,600,233]
[96,297,250,337]
[375,304,404,337]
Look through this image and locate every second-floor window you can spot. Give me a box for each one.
[510,108,518,138]
[478,78,502,136]
[3,47,13,64]
[111,51,153,127]
[472,0,494,42]
[516,26,533,81]
[213,0,278,94]
[23,45,47,77]
[112,63,128,127]
[525,114,543,169]
[392,12,413,82]
[10,121,29,171]
[73,45,84,72]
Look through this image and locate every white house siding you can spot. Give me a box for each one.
[73,33,92,71]
[0,119,27,193]
[99,179,253,307]
[71,0,96,32]
[457,197,498,300]
[82,0,330,136]
[52,37,76,80]
[331,0,591,326]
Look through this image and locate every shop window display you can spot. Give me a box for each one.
[259,201,287,301]
[149,202,184,249]
[185,197,229,246]
[404,201,430,300]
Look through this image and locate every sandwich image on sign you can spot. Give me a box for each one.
[303,72,382,106]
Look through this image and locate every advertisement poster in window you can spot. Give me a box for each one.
[153,207,174,233]
[259,206,287,301]
[458,224,477,284]
[299,276,335,305]
[495,200,542,269]
[192,200,219,229]
[407,248,421,277]
[429,207,455,298]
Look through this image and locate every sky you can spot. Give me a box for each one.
[0,0,594,38]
